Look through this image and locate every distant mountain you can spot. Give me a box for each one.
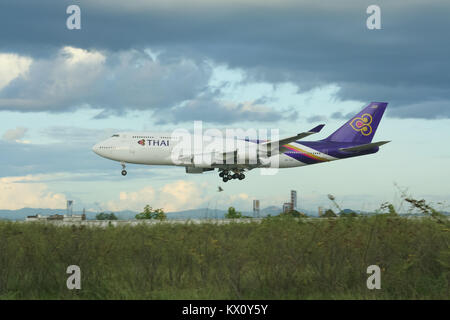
[0,208,137,221]
[166,208,228,220]
[260,205,282,216]
[3,207,444,221]
[0,206,285,221]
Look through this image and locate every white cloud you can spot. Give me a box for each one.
[0,53,32,90]
[0,175,66,210]
[61,46,106,66]
[105,180,208,212]
[2,126,28,142]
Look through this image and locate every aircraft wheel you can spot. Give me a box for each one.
[223,177,228,182]
[121,170,127,176]
[219,171,224,178]
[232,173,238,179]
[238,173,245,180]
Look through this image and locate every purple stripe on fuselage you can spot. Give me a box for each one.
[283,141,379,164]
[242,139,379,163]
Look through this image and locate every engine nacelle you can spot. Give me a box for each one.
[185,167,214,174]
[192,153,215,168]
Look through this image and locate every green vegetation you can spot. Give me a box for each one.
[339,210,359,218]
[0,214,448,299]
[95,212,118,220]
[321,209,337,218]
[135,205,166,221]
[278,210,307,218]
[225,206,242,219]
[224,206,252,219]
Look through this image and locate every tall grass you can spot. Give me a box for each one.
[0,215,448,299]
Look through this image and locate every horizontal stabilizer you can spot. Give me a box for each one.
[339,140,391,153]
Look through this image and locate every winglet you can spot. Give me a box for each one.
[309,124,325,133]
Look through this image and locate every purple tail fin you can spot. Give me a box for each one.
[325,102,388,143]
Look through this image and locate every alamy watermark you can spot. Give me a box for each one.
[66,265,81,290]
[366,265,381,289]
[169,122,281,175]
[66,5,81,30]
[367,5,381,30]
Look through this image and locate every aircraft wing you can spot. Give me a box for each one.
[178,124,325,167]
[260,124,325,154]
[339,140,391,153]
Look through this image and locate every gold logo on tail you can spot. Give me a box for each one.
[350,113,373,136]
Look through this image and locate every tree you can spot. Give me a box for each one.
[339,210,358,218]
[322,209,337,218]
[135,205,166,220]
[225,206,243,219]
[280,210,307,218]
[96,212,118,220]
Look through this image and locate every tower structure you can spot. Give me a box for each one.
[291,190,297,210]
[66,200,73,216]
[253,200,260,218]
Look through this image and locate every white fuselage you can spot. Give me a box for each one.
[92,131,335,170]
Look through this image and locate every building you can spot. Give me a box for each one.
[318,206,324,217]
[283,202,293,213]
[281,190,298,213]
[63,214,86,222]
[253,200,260,218]
[291,190,297,210]
[67,200,73,215]
[48,214,64,221]
[25,214,48,222]
[25,213,86,222]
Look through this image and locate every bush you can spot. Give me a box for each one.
[135,205,166,220]
[225,207,243,219]
[95,212,118,220]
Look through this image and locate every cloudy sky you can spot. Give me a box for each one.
[0,0,449,214]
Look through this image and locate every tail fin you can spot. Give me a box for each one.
[325,102,387,143]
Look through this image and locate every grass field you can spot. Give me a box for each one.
[0,215,448,299]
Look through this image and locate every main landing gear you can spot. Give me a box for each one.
[219,170,245,182]
[121,162,127,176]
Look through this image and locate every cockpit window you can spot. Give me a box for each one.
[111,134,120,137]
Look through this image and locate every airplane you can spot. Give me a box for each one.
[92,102,390,182]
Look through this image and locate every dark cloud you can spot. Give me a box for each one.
[306,115,327,123]
[0,127,125,177]
[39,127,117,143]
[387,100,450,119]
[330,111,356,120]
[157,97,294,124]
[0,140,103,176]
[0,48,212,114]
[0,137,173,179]
[0,0,449,118]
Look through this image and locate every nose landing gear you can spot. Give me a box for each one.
[121,162,127,176]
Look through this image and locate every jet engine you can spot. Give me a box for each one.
[185,167,214,174]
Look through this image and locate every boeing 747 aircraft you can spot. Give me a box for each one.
[92,102,390,182]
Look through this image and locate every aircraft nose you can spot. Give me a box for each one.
[92,143,100,155]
